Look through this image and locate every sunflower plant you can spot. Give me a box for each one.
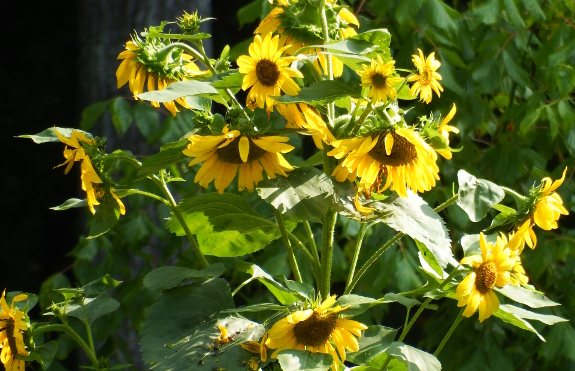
[13,1,571,371]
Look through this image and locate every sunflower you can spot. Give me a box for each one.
[328,128,439,198]
[264,295,367,371]
[237,33,303,110]
[435,103,459,160]
[55,129,126,216]
[183,125,295,194]
[357,56,403,105]
[455,233,515,322]
[407,49,443,104]
[0,291,30,371]
[116,40,204,116]
[276,103,335,149]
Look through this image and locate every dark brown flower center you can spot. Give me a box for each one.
[372,73,387,88]
[293,311,336,347]
[5,318,19,356]
[215,136,267,164]
[368,131,418,167]
[256,59,280,87]
[475,261,497,294]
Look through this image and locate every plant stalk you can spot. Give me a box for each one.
[34,324,99,367]
[303,221,321,269]
[320,210,337,300]
[344,223,368,294]
[434,307,465,356]
[288,232,320,287]
[274,209,303,283]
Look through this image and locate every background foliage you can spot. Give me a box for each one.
[5,0,574,370]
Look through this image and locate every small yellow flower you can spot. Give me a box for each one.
[183,126,294,194]
[407,49,443,104]
[357,56,403,105]
[237,33,303,110]
[0,290,30,371]
[436,103,458,160]
[264,296,367,371]
[456,233,515,322]
[276,103,335,149]
[329,128,439,198]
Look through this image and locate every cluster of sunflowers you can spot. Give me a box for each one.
[11,1,570,371]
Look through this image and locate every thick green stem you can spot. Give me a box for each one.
[320,210,337,300]
[288,231,320,287]
[122,189,170,206]
[34,324,99,367]
[351,102,374,136]
[152,174,209,268]
[319,0,334,123]
[434,308,465,356]
[81,302,96,355]
[349,194,459,293]
[501,186,528,201]
[344,223,368,294]
[303,221,321,269]
[274,210,303,283]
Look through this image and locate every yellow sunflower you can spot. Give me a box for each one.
[507,168,569,251]
[456,233,515,322]
[264,295,367,371]
[116,40,204,116]
[357,56,403,105]
[183,125,294,194]
[328,128,439,198]
[436,103,459,160]
[407,49,443,104]
[276,103,335,149]
[237,33,303,110]
[0,291,30,371]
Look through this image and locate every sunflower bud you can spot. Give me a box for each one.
[177,10,202,35]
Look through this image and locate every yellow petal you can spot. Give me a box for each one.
[384,132,394,155]
[239,136,250,163]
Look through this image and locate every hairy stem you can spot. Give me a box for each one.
[351,102,374,136]
[34,324,99,367]
[320,210,337,300]
[288,231,320,287]
[303,221,321,269]
[434,308,465,356]
[344,223,368,294]
[275,209,303,283]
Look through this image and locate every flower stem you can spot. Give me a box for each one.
[433,307,465,356]
[274,209,303,283]
[34,324,99,367]
[344,223,368,294]
[288,231,320,287]
[152,173,209,268]
[303,221,321,269]
[81,301,96,355]
[501,186,528,201]
[348,194,459,293]
[351,102,374,136]
[320,210,337,300]
[121,189,170,206]
[319,0,334,123]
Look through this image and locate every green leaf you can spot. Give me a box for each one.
[222,303,287,313]
[138,80,219,102]
[521,0,546,20]
[80,101,109,131]
[133,102,160,140]
[382,293,421,309]
[278,350,333,371]
[140,278,234,369]
[336,189,454,268]
[166,193,282,257]
[5,292,38,314]
[347,326,398,364]
[235,261,301,305]
[137,147,188,177]
[109,98,133,138]
[143,264,225,292]
[460,233,498,257]
[472,0,500,24]
[18,127,92,144]
[336,295,379,317]
[348,29,392,61]
[238,0,262,28]
[487,204,516,230]
[50,198,87,211]
[502,0,527,30]
[494,285,560,308]
[296,151,323,168]
[315,39,376,55]
[393,80,416,100]
[499,304,568,325]
[395,0,423,25]
[257,167,335,222]
[21,341,58,370]
[427,0,457,33]
[272,81,360,105]
[55,274,121,296]
[549,39,575,65]
[386,342,441,371]
[279,277,315,301]
[493,306,544,341]
[415,240,443,278]
[457,170,505,222]
[209,71,244,89]
[88,192,121,239]
[53,294,120,324]
[502,50,531,88]
[520,108,542,135]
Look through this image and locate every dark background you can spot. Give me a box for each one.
[2,0,253,295]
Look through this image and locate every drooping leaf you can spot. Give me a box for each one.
[499,304,567,325]
[5,292,38,314]
[296,151,323,168]
[415,240,443,278]
[18,127,93,144]
[137,147,189,177]
[235,261,301,305]
[143,264,225,292]
[272,80,360,105]
[386,342,441,371]
[382,293,421,310]
[347,326,398,365]
[50,198,87,211]
[457,170,505,222]
[493,306,545,341]
[278,350,333,371]
[137,80,219,102]
[336,295,380,317]
[256,167,335,222]
[494,285,560,308]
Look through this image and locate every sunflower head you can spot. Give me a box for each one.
[407,49,443,104]
[0,290,31,371]
[357,56,403,105]
[529,167,569,231]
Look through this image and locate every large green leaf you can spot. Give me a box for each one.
[278,350,333,371]
[109,98,133,138]
[166,193,282,257]
[133,102,160,140]
[272,81,360,105]
[336,188,453,268]
[347,29,392,62]
[493,306,545,341]
[137,80,219,102]
[18,127,93,144]
[494,285,560,308]
[499,304,567,325]
[143,264,225,292]
[137,147,189,177]
[140,278,234,369]
[336,295,380,317]
[21,341,58,370]
[235,261,301,305]
[256,167,335,222]
[457,170,505,222]
[49,294,120,325]
[386,342,441,371]
[347,326,398,365]
[80,101,109,131]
